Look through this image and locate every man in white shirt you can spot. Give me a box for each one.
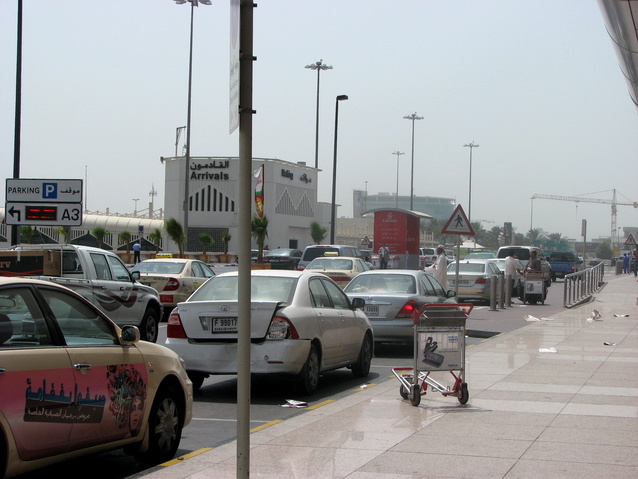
[504,253,522,296]
[432,245,448,291]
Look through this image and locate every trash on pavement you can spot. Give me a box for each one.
[539,347,557,353]
[280,399,308,408]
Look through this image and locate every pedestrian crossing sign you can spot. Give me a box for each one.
[442,205,475,235]
[625,234,636,246]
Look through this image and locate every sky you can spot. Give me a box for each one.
[1,0,637,241]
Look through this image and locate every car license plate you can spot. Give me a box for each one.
[211,317,238,333]
[365,305,379,316]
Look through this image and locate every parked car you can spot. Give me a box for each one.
[547,251,584,281]
[418,247,438,268]
[297,244,364,270]
[344,270,456,343]
[447,259,501,303]
[0,277,193,478]
[304,256,370,287]
[131,258,215,318]
[261,248,303,270]
[165,270,373,395]
[464,252,496,259]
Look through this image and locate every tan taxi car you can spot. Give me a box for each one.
[0,277,193,478]
[131,259,215,317]
[304,256,370,287]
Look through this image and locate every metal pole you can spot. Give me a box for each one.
[403,113,423,211]
[392,151,404,208]
[237,0,254,476]
[11,0,23,246]
[463,142,479,222]
[182,2,195,253]
[305,60,332,170]
[330,95,348,244]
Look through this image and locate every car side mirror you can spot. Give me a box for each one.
[121,325,140,344]
[447,290,457,298]
[351,297,365,309]
[131,271,140,281]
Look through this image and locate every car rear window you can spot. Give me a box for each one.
[302,247,341,262]
[497,248,531,260]
[451,262,486,273]
[307,258,353,270]
[190,276,295,303]
[345,274,415,294]
[133,261,186,274]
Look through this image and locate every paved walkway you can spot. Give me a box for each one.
[137,274,638,479]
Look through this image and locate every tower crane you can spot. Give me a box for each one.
[531,189,638,248]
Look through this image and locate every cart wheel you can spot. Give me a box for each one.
[528,296,538,305]
[399,385,408,400]
[409,384,421,407]
[458,382,469,405]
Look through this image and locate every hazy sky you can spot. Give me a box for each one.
[1,0,636,241]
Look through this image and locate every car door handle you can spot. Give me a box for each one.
[74,363,93,371]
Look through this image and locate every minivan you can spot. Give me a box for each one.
[297,244,363,270]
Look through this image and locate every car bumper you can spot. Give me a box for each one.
[165,338,311,376]
[367,319,413,342]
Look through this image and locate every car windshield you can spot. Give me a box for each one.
[132,261,186,274]
[450,262,486,273]
[345,274,416,294]
[307,258,353,270]
[265,249,294,257]
[189,276,296,303]
[466,253,494,259]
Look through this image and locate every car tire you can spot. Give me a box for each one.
[140,307,159,342]
[138,386,183,465]
[187,371,207,392]
[294,344,320,396]
[351,334,373,378]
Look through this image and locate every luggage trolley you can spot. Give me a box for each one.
[393,303,473,407]
[521,270,547,305]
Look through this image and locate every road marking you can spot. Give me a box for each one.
[306,399,334,410]
[251,419,283,432]
[161,448,213,466]
[191,417,271,423]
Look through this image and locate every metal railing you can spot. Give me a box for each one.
[563,263,606,308]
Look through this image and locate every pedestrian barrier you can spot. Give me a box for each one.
[563,262,605,307]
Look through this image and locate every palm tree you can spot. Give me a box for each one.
[118,231,132,253]
[20,226,35,244]
[526,228,542,245]
[251,215,269,262]
[92,227,109,249]
[222,232,232,254]
[199,232,214,254]
[165,218,185,256]
[310,222,327,244]
[149,228,163,253]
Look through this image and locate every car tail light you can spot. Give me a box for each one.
[163,277,180,291]
[475,277,488,284]
[297,264,306,271]
[267,316,299,340]
[330,275,350,283]
[396,300,419,318]
[167,312,188,338]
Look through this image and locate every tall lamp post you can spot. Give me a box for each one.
[392,151,404,208]
[330,95,348,244]
[305,60,333,169]
[403,113,423,210]
[173,0,211,252]
[463,142,479,221]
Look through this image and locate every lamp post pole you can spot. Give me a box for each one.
[403,113,423,210]
[305,60,333,170]
[392,151,404,208]
[173,0,211,253]
[463,142,479,221]
[330,95,348,244]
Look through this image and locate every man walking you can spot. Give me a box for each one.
[378,244,390,269]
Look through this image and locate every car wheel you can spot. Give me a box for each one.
[351,334,373,378]
[187,371,206,392]
[138,386,182,465]
[140,307,159,342]
[295,344,320,396]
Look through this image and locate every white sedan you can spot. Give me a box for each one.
[165,270,374,395]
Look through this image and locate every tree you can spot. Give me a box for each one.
[92,227,109,249]
[251,215,269,262]
[222,232,232,254]
[310,222,327,244]
[526,228,542,244]
[20,226,35,244]
[595,242,612,260]
[165,218,185,256]
[199,232,214,254]
[149,228,163,253]
[118,231,132,253]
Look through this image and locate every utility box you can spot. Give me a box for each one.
[0,250,62,276]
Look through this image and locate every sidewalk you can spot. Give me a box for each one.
[138,274,638,479]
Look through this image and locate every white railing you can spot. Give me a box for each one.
[563,263,606,307]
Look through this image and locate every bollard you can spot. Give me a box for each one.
[498,274,506,309]
[489,274,498,311]
[505,274,512,307]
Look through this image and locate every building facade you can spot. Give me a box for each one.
[353,190,456,220]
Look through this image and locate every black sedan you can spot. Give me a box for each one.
[261,248,303,270]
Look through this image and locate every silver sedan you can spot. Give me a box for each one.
[343,270,456,343]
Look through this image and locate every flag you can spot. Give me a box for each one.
[254,164,264,217]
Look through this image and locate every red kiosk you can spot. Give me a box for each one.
[371,209,430,269]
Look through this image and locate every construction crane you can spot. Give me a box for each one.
[531,189,638,248]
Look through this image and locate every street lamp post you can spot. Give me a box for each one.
[175,125,186,157]
[330,95,348,244]
[173,0,211,253]
[392,151,404,208]
[132,198,140,216]
[463,142,479,221]
[305,60,333,169]
[403,113,423,210]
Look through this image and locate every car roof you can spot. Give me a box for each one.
[138,258,193,263]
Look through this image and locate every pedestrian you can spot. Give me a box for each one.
[622,253,630,274]
[432,245,448,291]
[133,241,141,264]
[633,246,638,277]
[378,244,390,269]
[526,250,542,271]
[504,252,523,296]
